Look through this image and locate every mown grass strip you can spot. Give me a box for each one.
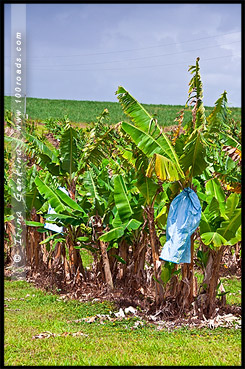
[4,280,241,366]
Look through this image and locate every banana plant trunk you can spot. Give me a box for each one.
[53,242,65,271]
[133,232,147,283]
[66,226,86,281]
[202,246,225,318]
[29,208,42,269]
[100,239,114,289]
[93,215,114,290]
[146,205,164,306]
[5,221,14,264]
[65,181,86,281]
[176,234,197,310]
[119,238,128,280]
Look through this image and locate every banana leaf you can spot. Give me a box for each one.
[5,135,61,172]
[147,153,184,182]
[4,135,26,150]
[217,208,241,241]
[45,213,82,227]
[199,213,213,234]
[36,200,49,214]
[99,218,141,243]
[112,211,123,228]
[77,236,91,242]
[205,178,226,217]
[60,126,78,175]
[111,255,126,264]
[25,221,44,227]
[136,173,158,205]
[4,214,14,222]
[26,133,59,164]
[56,188,85,214]
[200,232,227,248]
[34,177,68,214]
[82,126,114,167]
[83,170,100,200]
[40,232,64,245]
[224,192,240,220]
[199,197,221,234]
[114,174,133,223]
[226,225,241,246]
[206,91,230,135]
[179,131,208,179]
[220,133,241,148]
[125,218,142,231]
[99,227,125,242]
[156,205,168,229]
[121,121,183,176]
[116,86,153,132]
[26,187,44,212]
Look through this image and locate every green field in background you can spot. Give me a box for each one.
[4,96,241,126]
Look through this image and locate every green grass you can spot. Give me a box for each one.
[80,249,94,268]
[4,95,241,126]
[220,276,241,306]
[194,271,241,306]
[4,280,241,366]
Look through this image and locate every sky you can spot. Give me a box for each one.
[4,3,241,107]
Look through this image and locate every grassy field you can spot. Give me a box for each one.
[4,96,241,127]
[4,279,241,366]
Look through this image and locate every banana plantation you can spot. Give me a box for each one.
[4,58,241,320]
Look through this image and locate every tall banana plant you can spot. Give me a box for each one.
[202,91,241,194]
[34,175,89,278]
[172,58,209,185]
[94,174,142,288]
[5,111,117,279]
[198,178,241,317]
[199,178,241,250]
[114,58,221,308]
[116,86,187,305]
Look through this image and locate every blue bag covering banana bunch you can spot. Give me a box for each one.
[160,187,201,264]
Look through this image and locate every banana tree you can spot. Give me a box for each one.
[198,178,241,317]
[34,175,91,279]
[79,156,144,289]
[176,60,241,315]
[98,174,143,286]
[5,110,117,279]
[5,126,80,275]
[4,131,45,269]
[202,91,241,195]
[23,165,47,269]
[115,57,228,310]
[79,162,116,289]
[116,86,188,306]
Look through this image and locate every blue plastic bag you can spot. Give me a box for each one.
[159,187,201,264]
[44,186,69,234]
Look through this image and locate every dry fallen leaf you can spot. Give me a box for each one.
[32,331,89,339]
